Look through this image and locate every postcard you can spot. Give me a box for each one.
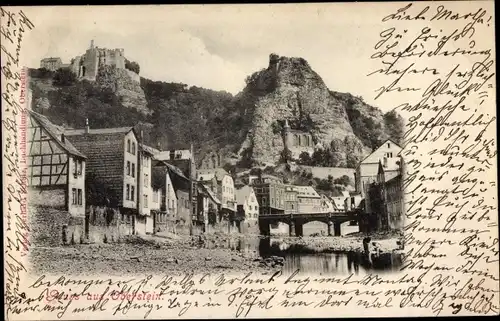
[2,2,498,319]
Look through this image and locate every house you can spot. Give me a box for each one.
[235,185,260,222]
[151,160,178,234]
[198,168,237,219]
[153,161,193,234]
[252,177,285,216]
[155,145,198,228]
[329,195,346,212]
[354,139,402,198]
[344,192,363,211]
[137,143,156,234]
[64,122,140,234]
[197,183,222,228]
[284,185,299,214]
[40,57,62,71]
[150,187,163,226]
[27,111,87,214]
[320,194,335,213]
[295,186,323,214]
[27,111,87,244]
[367,156,405,231]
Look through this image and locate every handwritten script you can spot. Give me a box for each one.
[2,2,498,320]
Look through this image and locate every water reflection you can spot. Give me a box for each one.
[202,236,402,275]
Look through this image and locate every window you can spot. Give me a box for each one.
[131,186,135,201]
[132,142,136,155]
[127,139,131,153]
[77,160,83,175]
[126,161,131,175]
[144,174,148,187]
[143,156,149,167]
[72,188,77,205]
[153,192,158,203]
[132,163,135,177]
[255,205,258,210]
[126,184,130,200]
[77,189,82,205]
[387,143,390,148]
[143,195,148,208]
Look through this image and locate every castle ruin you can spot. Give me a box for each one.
[40,40,139,83]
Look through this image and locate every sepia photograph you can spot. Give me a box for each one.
[2,2,497,319]
[24,12,405,278]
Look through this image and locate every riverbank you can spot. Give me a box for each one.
[29,234,269,276]
[29,230,403,276]
[194,229,403,254]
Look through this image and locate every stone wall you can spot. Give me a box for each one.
[29,205,84,246]
[29,188,65,209]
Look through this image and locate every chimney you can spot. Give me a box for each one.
[90,39,94,49]
[85,118,90,134]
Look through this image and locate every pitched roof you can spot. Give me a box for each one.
[28,111,86,159]
[64,127,134,136]
[200,184,221,205]
[161,162,188,180]
[357,139,403,168]
[295,185,321,198]
[197,168,230,181]
[140,143,159,156]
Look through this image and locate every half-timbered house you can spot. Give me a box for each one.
[27,111,87,215]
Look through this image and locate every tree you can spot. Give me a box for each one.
[279,147,292,163]
[384,110,405,145]
[125,59,140,74]
[298,151,311,165]
[52,68,77,86]
[334,175,351,187]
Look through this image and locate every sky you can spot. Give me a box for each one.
[18,3,495,112]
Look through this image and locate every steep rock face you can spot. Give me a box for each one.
[96,66,150,115]
[237,54,369,166]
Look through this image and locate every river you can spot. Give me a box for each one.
[202,224,403,275]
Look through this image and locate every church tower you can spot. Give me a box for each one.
[283,119,293,150]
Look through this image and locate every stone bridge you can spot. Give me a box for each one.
[258,211,358,237]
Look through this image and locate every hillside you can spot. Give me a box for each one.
[28,53,404,168]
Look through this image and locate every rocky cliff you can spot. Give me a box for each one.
[96,66,150,115]
[233,54,395,166]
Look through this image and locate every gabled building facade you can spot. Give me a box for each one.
[198,168,237,219]
[296,186,323,214]
[252,176,285,216]
[27,111,87,245]
[65,123,140,233]
[354,139,402,198]
[235,185,259,222]
[151,160,178,234]
[155,145,198,230]
[27,111,87,214]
